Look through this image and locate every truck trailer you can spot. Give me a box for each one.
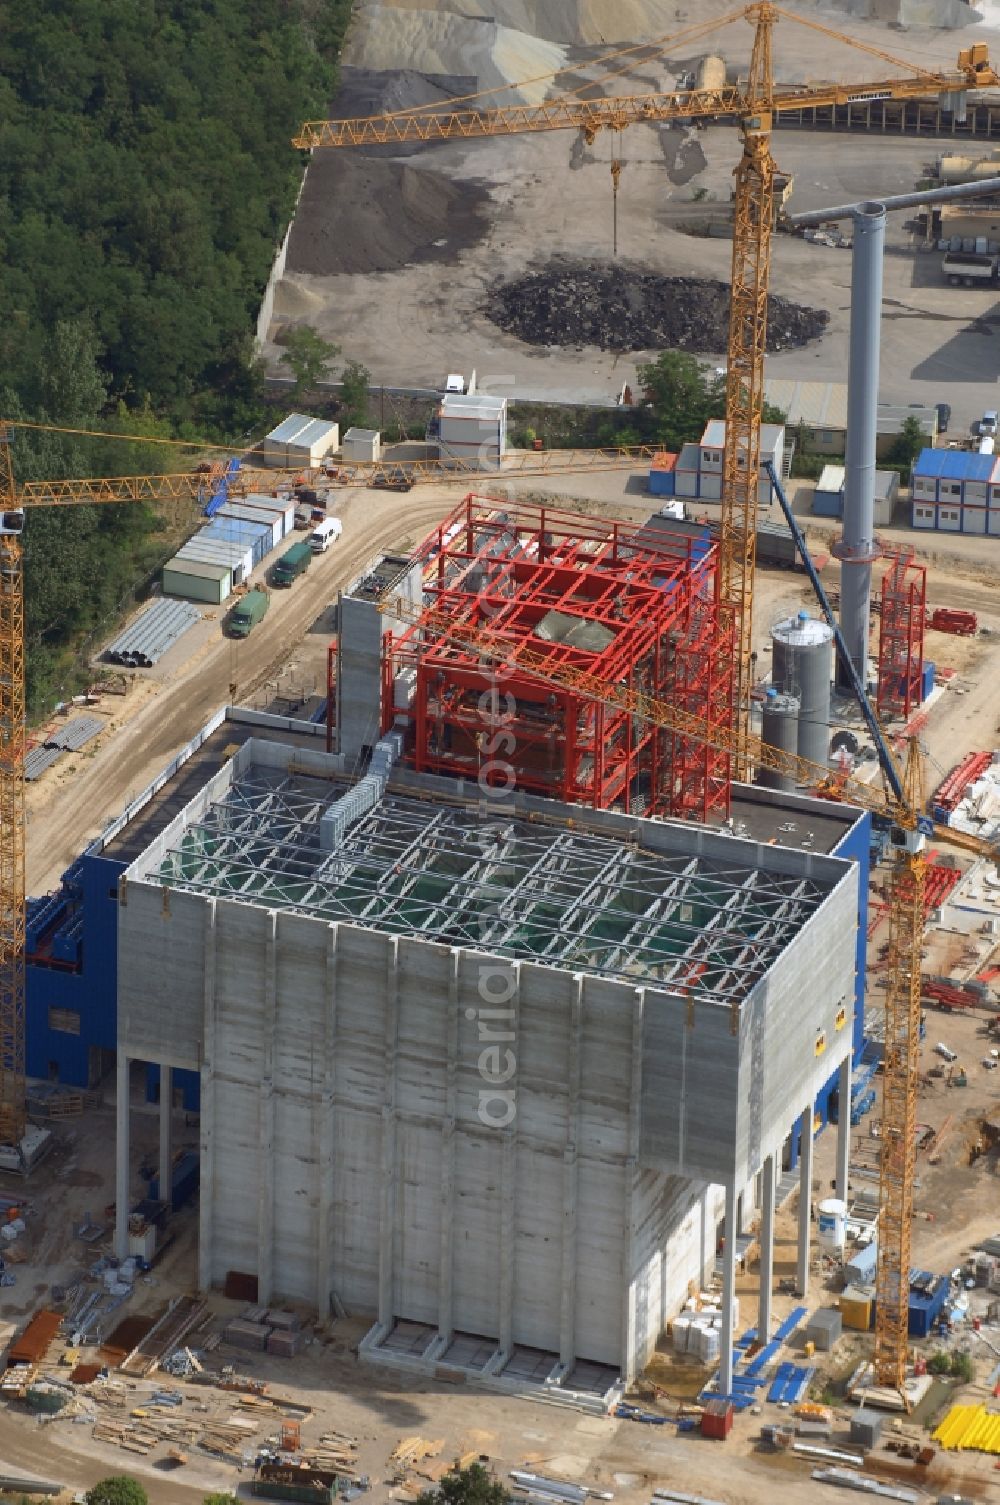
[943,250,998,286]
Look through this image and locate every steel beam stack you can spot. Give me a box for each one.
[105,598,200,668]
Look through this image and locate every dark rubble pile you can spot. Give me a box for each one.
[485,259,828,353]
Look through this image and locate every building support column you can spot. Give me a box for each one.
[836,1055,852,1203]
[198,901,218,1293]
[378,938,400,1330]
[114,1052,130,1260]
[158,1065,173,1209]
[316,926,338,1318]
[497,964,520,1360]
[438,950,461,1349]
[720,1180,738,1396]
[559,977,584,1371]
[621,990,645,1386]
[797,1102,814,1299]
[257,912,277,1307]
[759,1153,776,1342]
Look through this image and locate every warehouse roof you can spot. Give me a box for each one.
[765,379,849,431]
[913,447,999,481]
[265,413,312,444]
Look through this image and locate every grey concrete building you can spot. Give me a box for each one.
[113,715,860,1402]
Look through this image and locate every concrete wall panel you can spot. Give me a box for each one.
[395,1120,442,1325]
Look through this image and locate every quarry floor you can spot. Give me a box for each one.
[264,0,1000,436]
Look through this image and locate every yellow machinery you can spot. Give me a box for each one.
[294,2,998,772]
[294,5,999,1394]
[366,585,987,1396]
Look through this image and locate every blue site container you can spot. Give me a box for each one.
[812,488,843,518]
[203,517,270,569]
[649,467,676,497]
[149,1150,200,1211]
[921,660,935,702]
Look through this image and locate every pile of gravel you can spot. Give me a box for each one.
[485,259,828,353]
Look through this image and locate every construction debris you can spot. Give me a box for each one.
[485,259,828,354]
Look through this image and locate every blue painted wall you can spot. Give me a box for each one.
[26,852,199,1111]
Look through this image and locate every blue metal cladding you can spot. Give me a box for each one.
[205,457,241,518]
[26,852,124,1085]
[26,852,199,1110]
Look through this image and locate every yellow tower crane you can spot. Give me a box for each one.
[372,572,990,1397]
[293,2,997,776]
[0,429,657,1151]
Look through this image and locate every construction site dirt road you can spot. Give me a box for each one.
[25,485,458,895]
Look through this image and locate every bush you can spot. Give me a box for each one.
[927,1351,952,1375]
[950,1351,973,1382]
[85,1478,148,1505]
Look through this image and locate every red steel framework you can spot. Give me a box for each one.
[380,495,733,821]
[876,544,927,722]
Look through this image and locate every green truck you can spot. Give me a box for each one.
[272,540,313,587]
[228,587,269,638]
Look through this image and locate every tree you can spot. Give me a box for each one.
[85,1477,148,1505]
[339,358,371,429]
[637,351,724,451]
[416,1465,511,1505]
[203,1494,241,1505]
[280,327,340,400]
[887,414,925,483]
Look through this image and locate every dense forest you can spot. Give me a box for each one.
[0,0,353,712]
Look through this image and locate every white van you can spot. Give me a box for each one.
[309,517,343,553]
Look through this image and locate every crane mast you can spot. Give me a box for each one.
[0,432,26,1147]
[724,4,776,773]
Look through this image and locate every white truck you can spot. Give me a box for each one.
[943,250,998,286]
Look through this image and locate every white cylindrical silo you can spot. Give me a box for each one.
[757,688,800,793]
[817,1197,847,1254]
[771,611,833,771]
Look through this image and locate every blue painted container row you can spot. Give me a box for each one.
[202,516,272,569]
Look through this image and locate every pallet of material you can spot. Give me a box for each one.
[120,1294,208,1377]
[267,1309,301,1332]
[267,1328,305,1358]
[225,1319,271,1351]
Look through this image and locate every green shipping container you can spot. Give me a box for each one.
[229,588,270,638]
[162,559,232,604]
[272,541,313,587]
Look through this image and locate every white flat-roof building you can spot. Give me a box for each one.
[259,414,339,469]
[342,427,382,463]
[435,393,507,470]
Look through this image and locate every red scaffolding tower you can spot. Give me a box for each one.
[382,495,733,821]
[876,544,927,722]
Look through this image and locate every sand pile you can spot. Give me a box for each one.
[346,5,568,104]
[357,0,714,47]
[486,259,828,354]
[285,155,490,276]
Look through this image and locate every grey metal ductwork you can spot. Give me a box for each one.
[833,201,885,694]
[318,729,403,861]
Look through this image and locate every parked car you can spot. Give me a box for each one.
[935,402,951,434]
[272,540,313,587]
